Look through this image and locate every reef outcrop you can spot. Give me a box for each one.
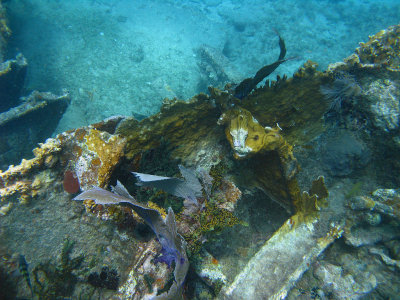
[0,124,125,213]
[218,106,295,161]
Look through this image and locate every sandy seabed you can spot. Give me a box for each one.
[5,0,400,133]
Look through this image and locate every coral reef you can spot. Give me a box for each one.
[117,240,173,299]
[218,106,296,163]
[323,25,400,180]
[1,22,400,300]
[320,130,371,176]
[226,60,330,147]
[116,93,224,163]
[217,106,300,212]
[364,78,400,132]
[320,72,361,114]
[88,266,120,290]
[345,188,400,247]
[68,128,126,189]
[132,164,203,206]
[313,261,377,299]
[355,25,400,71]
[0,137,62,209]
[290,176,329,225]
[191,249,227,295]
[0,90,70,127]
[74,181,189,299]
[63,170,80,194]
[218,210,343,300]
[0,123,125,216]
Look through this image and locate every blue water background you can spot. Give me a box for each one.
[6,0,400,132]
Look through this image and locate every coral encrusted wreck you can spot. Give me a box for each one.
[1,21,400,299]
[0,5,70,170]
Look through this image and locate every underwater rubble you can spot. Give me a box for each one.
[196,44,243,91]
[0,90,70,171]
[0,9,70,170]
[0,19,400,299]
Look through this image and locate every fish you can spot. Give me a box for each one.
[18,254,33,298]
[73,181,189,300]
[132,165,202,206]
[234,33,291,99]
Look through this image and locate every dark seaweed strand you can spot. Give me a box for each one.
[234,34,287,99]
[278,34,286,60]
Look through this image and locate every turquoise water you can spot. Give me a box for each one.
[6,0,400,132]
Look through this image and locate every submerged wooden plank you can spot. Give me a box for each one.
[219,217,342,299]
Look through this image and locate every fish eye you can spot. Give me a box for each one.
[253,135,259,140]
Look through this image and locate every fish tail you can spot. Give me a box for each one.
[272,28,286,60]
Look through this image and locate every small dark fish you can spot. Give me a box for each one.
[18,255,33,298]
[234,33,290,99]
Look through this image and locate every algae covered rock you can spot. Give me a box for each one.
[356,25,400,71]
[116,94,224,163]
[364,79,400,132]
[0,123,126,215]
[218,106,295,163]
[371,188,400,220]
[60,127,126,190]
[321,130,371,176]
[313,261,377,299]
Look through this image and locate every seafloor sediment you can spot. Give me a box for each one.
[0,9,400,299]
[5,0,400,133]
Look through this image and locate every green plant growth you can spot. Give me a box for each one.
[209,162,227,193]
[32,238,85,299]
[183,201,243,255]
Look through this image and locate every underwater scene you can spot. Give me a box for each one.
[0,0,400,299]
